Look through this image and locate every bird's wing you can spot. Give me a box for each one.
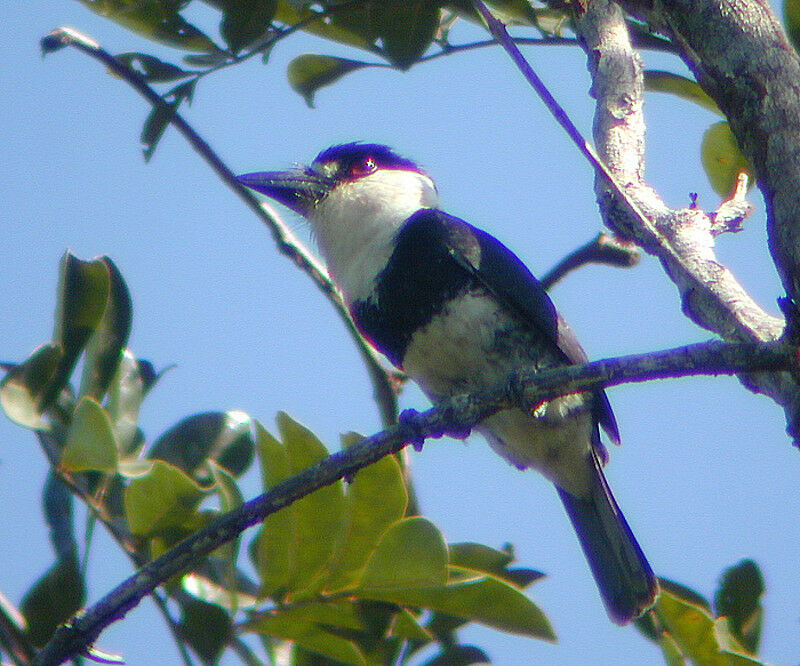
[407,209,620,447]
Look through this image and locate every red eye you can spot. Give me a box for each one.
[350,157,377,177]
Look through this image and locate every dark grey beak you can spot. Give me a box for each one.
[236,168,333,215]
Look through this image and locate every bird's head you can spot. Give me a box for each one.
[237,142,439,229]
[238,144,440,300]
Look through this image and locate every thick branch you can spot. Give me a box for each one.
[32,340,796,665]
[626,0,800,322]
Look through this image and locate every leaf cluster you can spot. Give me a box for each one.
[2,253,550,664]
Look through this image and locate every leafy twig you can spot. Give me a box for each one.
[40,26,399,428]
[32,340,797,665]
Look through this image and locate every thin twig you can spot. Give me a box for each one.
[539,232,640,290]
[32,339,797,665]
[40,27,399,428]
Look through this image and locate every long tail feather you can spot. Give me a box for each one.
[558,452,658,624]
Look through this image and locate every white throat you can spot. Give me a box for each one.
[308,169,439,303]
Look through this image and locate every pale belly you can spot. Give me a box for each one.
[402,291,595,497]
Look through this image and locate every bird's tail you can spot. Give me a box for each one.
[557,451,658,624]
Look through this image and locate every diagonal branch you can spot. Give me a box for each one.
[40,26,399,428]
[32,340,797,665]
[471,0,800,438]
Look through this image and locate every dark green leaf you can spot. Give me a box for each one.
[701,121,755,197]
[0,344,63,429]
[124,460,207,536]
[659,578,712,613]
[321,434,408,592]
[423,644,490,666]
[59,396,119,473]
[79,257,132,402]
[373,0,440,69]
[785,0,800,52]
[178,598,233,664]
[147,410,254,478]
[714,560,764,655]
[273,3,373,50]
[21,554,85,647]
[43,471,77,560]
[141,97,181,162]
[287,54,372,107]
[46,253,110,409]
[77,0,220,52]
[220,0,277,54]
[116,52,193,82]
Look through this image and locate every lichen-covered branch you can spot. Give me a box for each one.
[570,0,800,436]
[627,0,800,327]
[31,340,796,665]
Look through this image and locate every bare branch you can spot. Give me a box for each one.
[568,0,800,435]
[539,232,641,290]
[40,27,399,428]
[624,0,800,323]
[31,340,797,665]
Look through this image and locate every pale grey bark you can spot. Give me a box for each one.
[573,0,800,437]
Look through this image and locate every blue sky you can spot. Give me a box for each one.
[2,3,799,665]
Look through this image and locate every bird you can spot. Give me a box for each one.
[237,142,658,624]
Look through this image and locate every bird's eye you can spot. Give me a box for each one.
[350,157,377,177]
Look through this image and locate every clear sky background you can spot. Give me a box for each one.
[2,3,799,665]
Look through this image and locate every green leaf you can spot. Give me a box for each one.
[359,517,448,589]
[449,542,543,588]
[43,471,77,559]
[21,554,85,647]
[655,589,767,666]
[423,644,490,666]
[273,3,373,50]
[124,460,207,536]
[388,608,432,642]
[77,0,220,52]
[79,257,132,402]
[247,599,369,633]
[46,253,110,409]
[220,0,277,54]
[287,54,372,107]
[254,421,293,598]
[244,614,366,665]
[115,52,193,82]
[178,598,233,664]
[278,412,345,595]
[359,567,555,641]
[59,396,119,473]
[148,410,254,478]
[0,344,63,429]
[182,572,260,611]
[106,350,147,455]
[785,0,800,52]
[373,0,440,69]
[714,560,764,655]
[701,121,755,198]
[644,70,722,116]
[322,434,408,592]
[141,97,181,162]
